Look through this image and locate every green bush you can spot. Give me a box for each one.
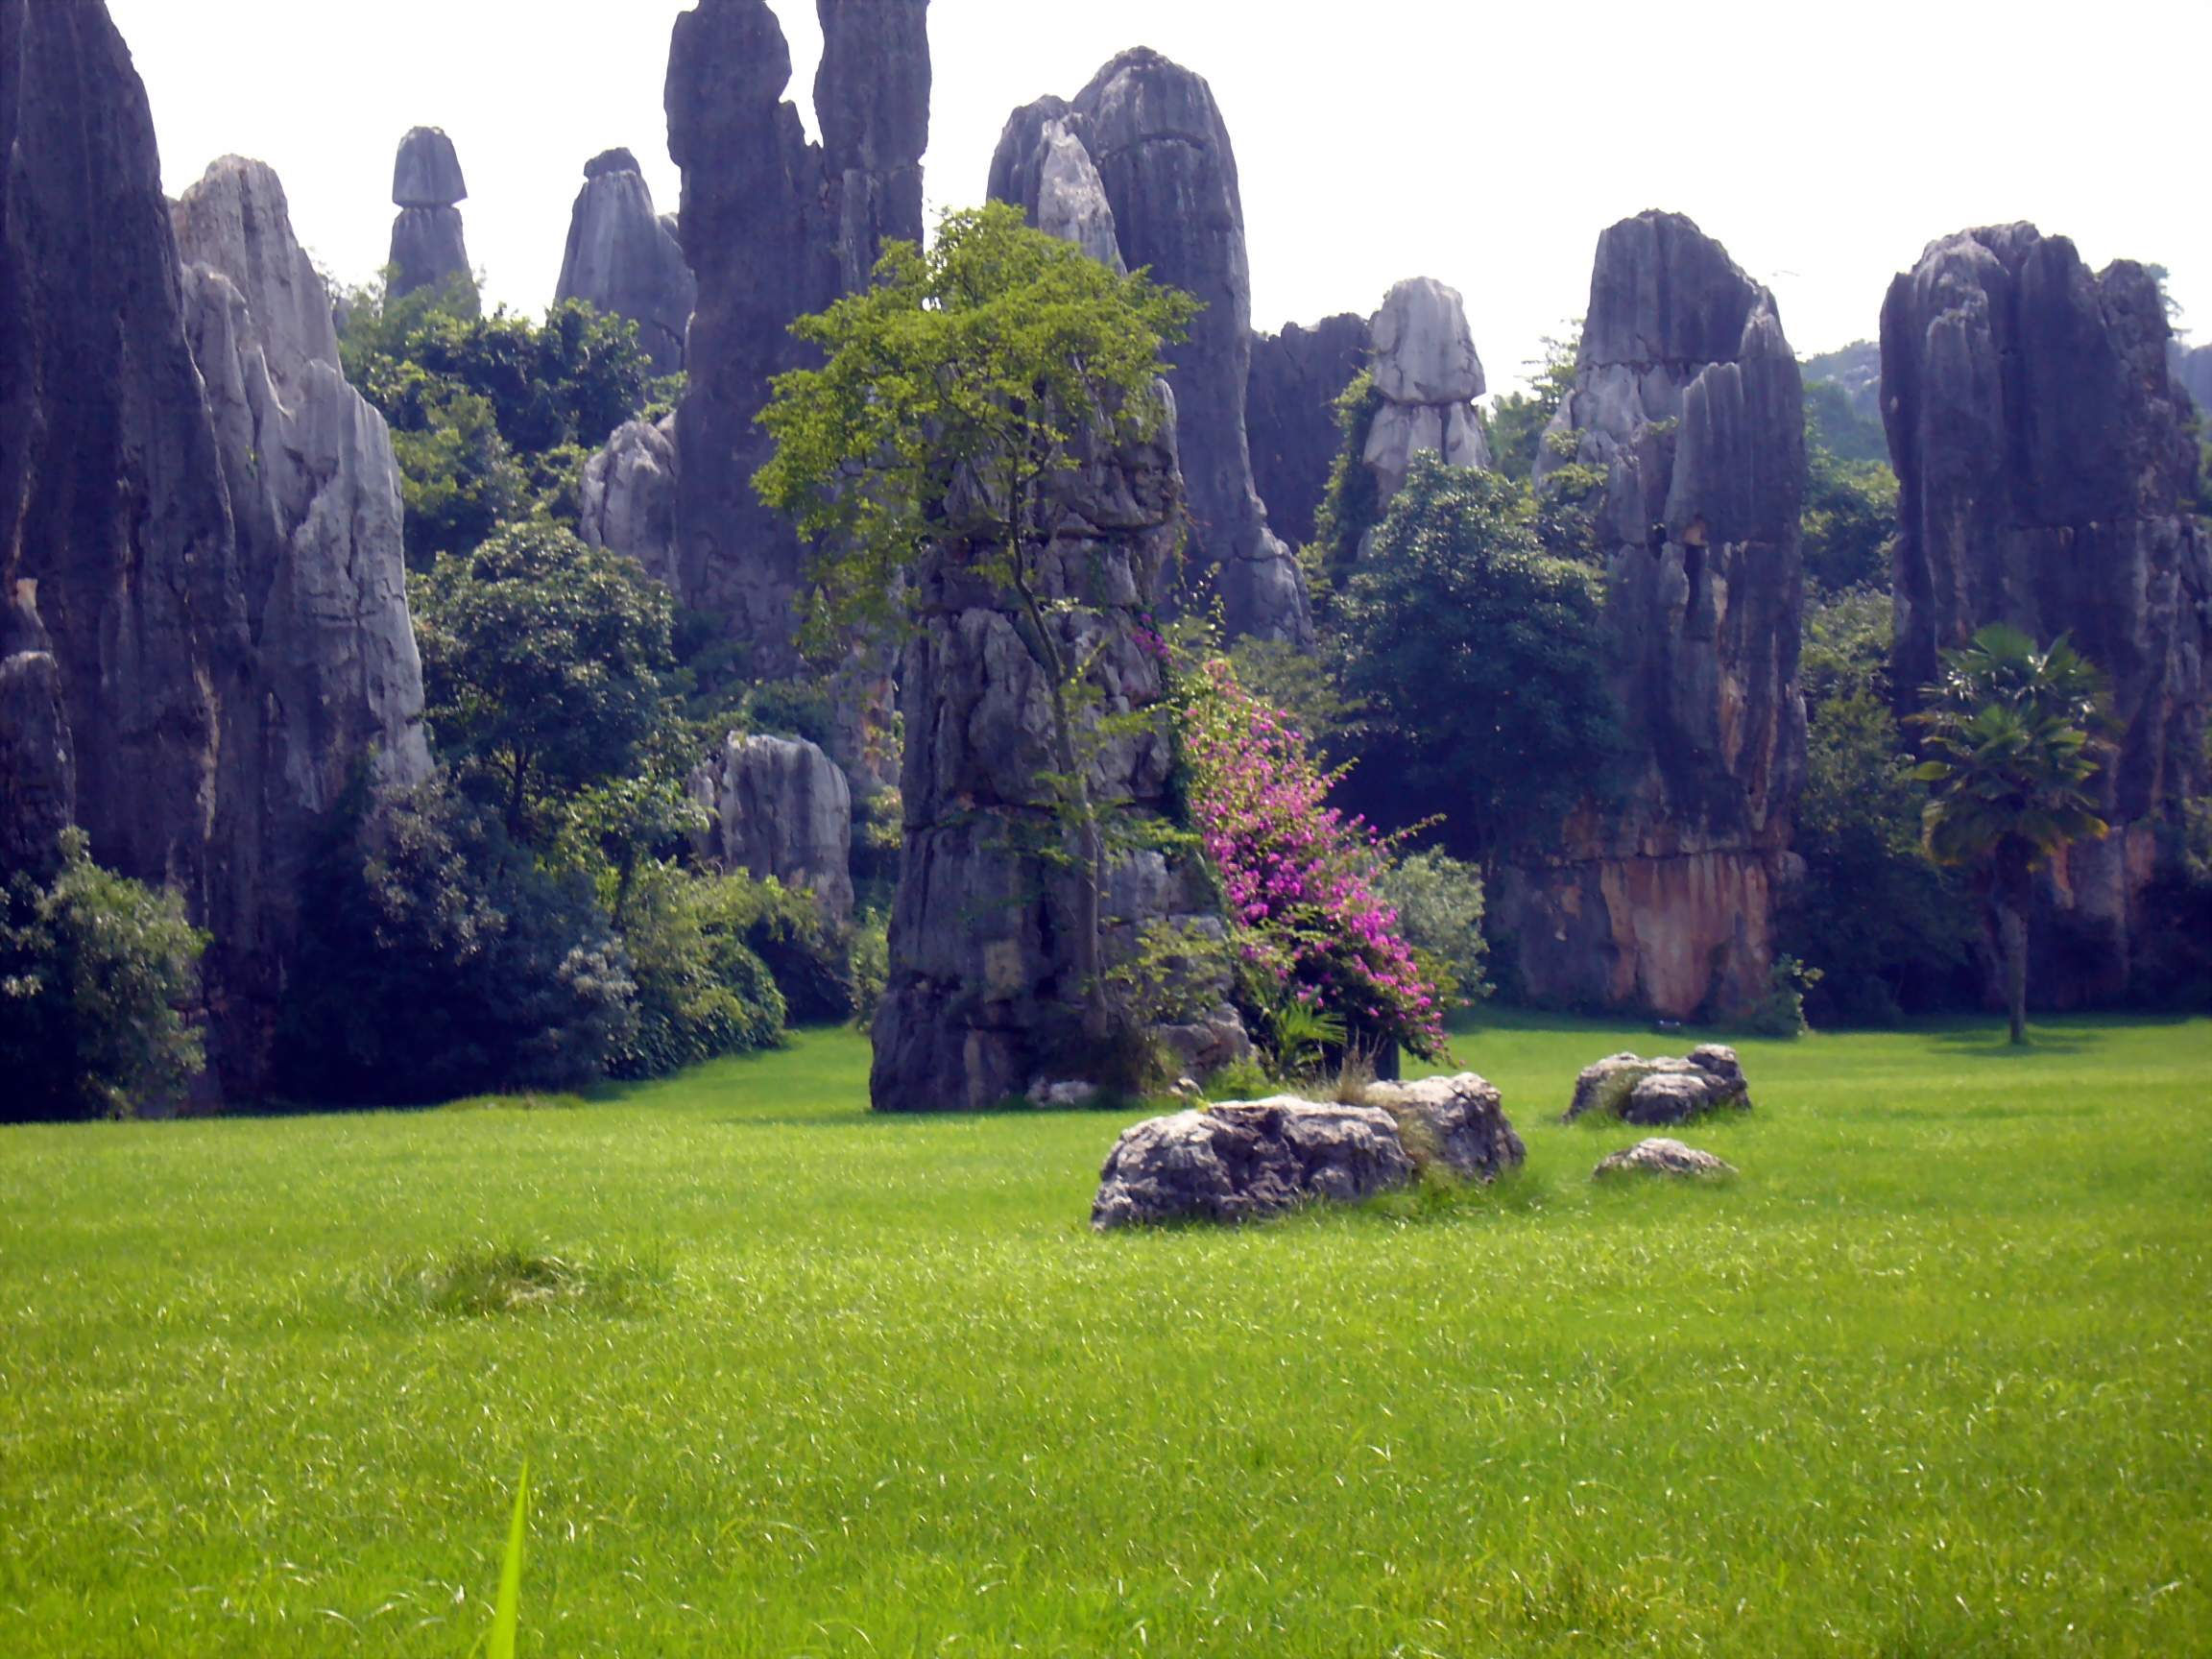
[609,864,786,1081]
[0,830,207,1120]
[1376,850,1491,1007]
[847,908,889,1031]
[276,776,637,1104]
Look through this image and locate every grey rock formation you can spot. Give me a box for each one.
[2175,341,2212,417]
[1564,1046,1751,1124]
[1594,1138,1737,1179]
[1362,276,1491,501]
[555,148,695,375]
[1246,312,1368,549]
[392,125,466,207]
[2,0,244,948]
[387,127,471,302]
[175,156,432,1080]
[0,585,74,872]
[1091,1100,1413,1230]
[3,6,430,1094]
[1498,212,1808,1021]
[1883,224,2212,1001]
[578,414,681,590]
[665,0,929,678]
[870,384,1226,1111]
[1363,1071,1526,1182]
[690,733,855,926]
[987,49,1310,644]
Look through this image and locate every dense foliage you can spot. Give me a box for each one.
[338,275,666,565]
[1484,331,1580,481]
[276,777,639,1104]
[1336,455,1619,866]
[1177,655,1447,1059]
[1373,849,1491,1009]
[412,521,678,840]
[0,831,207,1120]
[610,863,789,1081]
[1801,406,1898,592]
[1781,588,1979,1023]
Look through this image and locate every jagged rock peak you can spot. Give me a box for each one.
[393,125,467,207]
[1371,277,1484,406]
[1497,210,1807,1023]
[663,0,931,679]
[1362,277,1490,498]
[555,147,695,376]
[985,45,1310,645]
[173,156,339,398]
[1582,208,1767,370]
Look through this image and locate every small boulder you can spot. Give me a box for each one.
[1594,1138,1737,1179]
[1565,1045,1751,1124]
[1092,1099,1412,1231]
[1364,1071,1525,1181]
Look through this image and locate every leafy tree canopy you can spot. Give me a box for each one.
[1336,454,1621,867]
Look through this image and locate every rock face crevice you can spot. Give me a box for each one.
[664,0,929,674]
[1497,211,1808,1021]
[1,0,428,1096]
[555,148,696,375]
[387,126,472,302]
[1245,312,1368,550]
[987,48,1310,645]
[1882,224,2212,1001]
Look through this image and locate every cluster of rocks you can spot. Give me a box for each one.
[1562,1044,1752,1124]
[388,126,472,302]
[1882,225,2211,1003]
[2,4,427,1095]
[1496,211,1809,1024]
[1093,1050,1747,1230]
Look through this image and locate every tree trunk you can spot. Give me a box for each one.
[2000,901,2029,1046]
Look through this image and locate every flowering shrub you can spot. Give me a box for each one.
[1173,655,1447,1059]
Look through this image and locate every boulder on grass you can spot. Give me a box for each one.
[1091,1099,1412,1231]
[1594,1138,1737,1179]
[1565,1045,1751,1124]
[1364,1072,1525,1181]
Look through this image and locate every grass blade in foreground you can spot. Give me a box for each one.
[488,1460,528,1659]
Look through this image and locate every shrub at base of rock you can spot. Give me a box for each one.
[1091,1072,1521,1230]
[1594,1138,1737,1179]
[1564,1046,1751,1125]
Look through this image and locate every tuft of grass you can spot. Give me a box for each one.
[372,1243,669,1319]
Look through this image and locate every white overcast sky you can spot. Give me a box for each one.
[110,0,2208,393]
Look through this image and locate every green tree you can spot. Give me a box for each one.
[339,277,663,566]
[413,521,677,842]
[1911,625,2112,1045]
[754,201,1199,1046]
[0,830,207,1120]
[1802,421,1898,592]
[1485,329,1581,482]
[1336,454,1620,869]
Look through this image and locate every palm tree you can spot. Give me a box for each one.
[1911,625,2111,1045]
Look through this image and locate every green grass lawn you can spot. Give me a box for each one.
[2,1013,2207,1656]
